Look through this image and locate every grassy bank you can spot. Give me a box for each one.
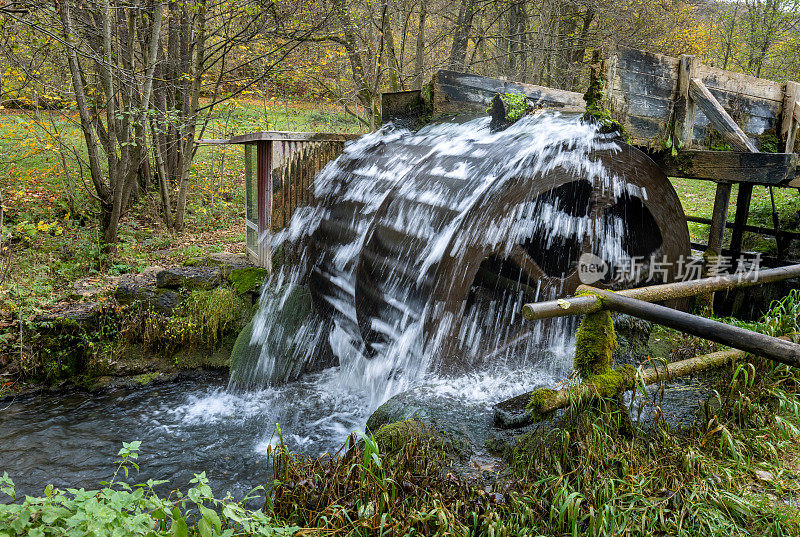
[0,99,364,384]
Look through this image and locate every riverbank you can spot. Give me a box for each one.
[0,253,265,399]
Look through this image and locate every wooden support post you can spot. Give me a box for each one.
[256,140,273,270]
[704,179,732,314]
[673,54,697,149]
[729,184,752,254]
[705,181,732,269]
[781,81,800,154]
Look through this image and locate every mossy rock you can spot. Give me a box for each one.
[228,284,323,386]
[372,419,468,464]
[228,318,260,375]
[229,267,269,294]
[156,266,222,290]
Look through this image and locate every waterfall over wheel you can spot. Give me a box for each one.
[296,113,690,376]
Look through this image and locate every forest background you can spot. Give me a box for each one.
[1,0,800,335]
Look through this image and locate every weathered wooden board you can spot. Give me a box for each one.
[606,46,791,151]
[433,70,585,115]
[658,150,797,185]
[695,64,784,102]
[606,47,679,148]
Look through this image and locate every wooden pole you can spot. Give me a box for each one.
[497,346,745,426]
[496,334,799,427]
[781,81,800,154]
[523,263,800,320]
[581,286,800,368]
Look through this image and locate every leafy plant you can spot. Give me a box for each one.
[0,442,299,537]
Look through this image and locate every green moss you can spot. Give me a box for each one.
[132,372,159,385]
[229,267,268,294]
[229,318,258,374]
[500,93,529,122]
[420,81,433,107]
[574,310,617,379]
[582,65,627,139]
[586,365,637,397]
[758,133,780,153]
[373,419,428,452]
[526,387,559,421]
[372,419,464,458]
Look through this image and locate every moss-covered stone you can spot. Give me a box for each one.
[228,285,321,386]
[229,267,269,294]
[372,419,463,458]
[526,388,560,421]
[132,372,160,385]
[574,310,617,379]
[373,419,429,452]
[228,318,259,374]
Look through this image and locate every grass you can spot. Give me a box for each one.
[671,178,800,254]
[0,98,364,332]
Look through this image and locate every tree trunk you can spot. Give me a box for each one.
[448,0,476,71]
[413,2,426,88]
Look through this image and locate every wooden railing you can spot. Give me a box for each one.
[225,131,358,268]
[494,264,800,428]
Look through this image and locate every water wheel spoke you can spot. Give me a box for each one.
[508,245,547,283]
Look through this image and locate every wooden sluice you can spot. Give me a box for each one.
[384,47,800,264]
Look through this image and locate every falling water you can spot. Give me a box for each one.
[226,112,659,440]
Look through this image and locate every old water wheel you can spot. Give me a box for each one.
[303,113,690,370]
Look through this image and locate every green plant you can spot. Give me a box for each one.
[499,92,530,122]
[0,442,299,536]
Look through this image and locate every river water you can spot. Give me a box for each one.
[0,361,565,500]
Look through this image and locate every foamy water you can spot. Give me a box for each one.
[213,112,662,454]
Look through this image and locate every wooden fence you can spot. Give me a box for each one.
[227,131,357,268]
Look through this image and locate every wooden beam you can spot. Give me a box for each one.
[689,78,758,152]
[229,131,358,144]
[686,215,800,241]
[522,263,800,321]
[781,81,800,153]
[658,150,797,185]
[583,287,800,367]
[673,54,697,149]
[433,70,586,115]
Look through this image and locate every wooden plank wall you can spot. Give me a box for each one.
[606,46,789,151]
[433,70,585,116]
[605,47,679,149]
